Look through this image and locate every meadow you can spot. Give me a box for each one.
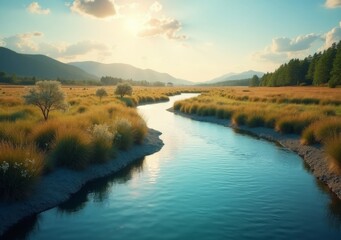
[0,85,192,200]
[174,87,341,172]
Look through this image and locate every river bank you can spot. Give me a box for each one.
[170,109,341,200]
[0,128,164,236]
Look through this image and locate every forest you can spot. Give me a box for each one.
[256,40,341,88]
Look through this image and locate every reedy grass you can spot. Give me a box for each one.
[325,136,341,173]
[0,85,168,200]
[89,124,115,164]
[51,128,91,170]
[0,142,44,200]
[113,118,134,150]
[174,87,341,172]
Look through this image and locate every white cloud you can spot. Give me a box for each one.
[253,33,324,63]
[138,18,187,40]
[323,21,341,48]
[271,34,322,52]
[1,32,43,52]
[0,32,111,61]
[253,46,289,63]
[70,0,116,19]
[325,0,341,8]
[62,41,111,58]
[150,1,162,13]
[27,2,50,15]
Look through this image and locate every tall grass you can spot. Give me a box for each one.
[174,87,341,172]
[30,121,59,151]
[89,124,115,164]
[113,119,134,150]
[301,118,341,145]
[0,142,43,200]
[51,128,91,170]
[325,136,341,173]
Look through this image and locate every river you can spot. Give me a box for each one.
[4,93,341,239]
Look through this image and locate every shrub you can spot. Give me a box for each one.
[89,124,115,164]
[0,142,43,200]
[113,119,134,150]
[96,88,108,101]
[51,129,91,170]
[115,83,133,98]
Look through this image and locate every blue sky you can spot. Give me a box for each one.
[0,0,341,82]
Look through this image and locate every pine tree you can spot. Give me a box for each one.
[329,41,341,88]
[313,43,337,85]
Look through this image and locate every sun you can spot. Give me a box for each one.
[126,17,142,35]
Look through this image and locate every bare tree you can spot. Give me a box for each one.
[115,83,133,98]
[24,80,67,121]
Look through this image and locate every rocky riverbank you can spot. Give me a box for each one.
[170,109,341,200]
[0,128,164,236]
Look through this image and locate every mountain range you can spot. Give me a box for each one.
[0,47,97,81]
[68,61,192,85]
[0,47,264,86]
[205,70,264,84]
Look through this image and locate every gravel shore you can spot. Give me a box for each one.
[0,128,164,236]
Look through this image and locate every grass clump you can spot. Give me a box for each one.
[325,136,341,173]
[131,118,148,144]
[0,142,43,200]
[114,119,134,150]
[89,124,115,164]
[31,121,58,151]
[301,118,341,145]
[51,129,91,170]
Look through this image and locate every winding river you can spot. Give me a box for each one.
[4,94,341,239]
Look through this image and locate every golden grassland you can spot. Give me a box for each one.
[174,86,341,171]
[0,85,163,200]
[0,84,204,200]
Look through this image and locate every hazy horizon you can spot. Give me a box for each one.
[0,0,341,82]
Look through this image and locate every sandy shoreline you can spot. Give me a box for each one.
[0,128,164,236]
[170,109,341,200]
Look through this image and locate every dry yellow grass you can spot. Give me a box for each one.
[174,86,341,171]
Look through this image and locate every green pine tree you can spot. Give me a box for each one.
[313,43,337,85]
[329,41,341,88]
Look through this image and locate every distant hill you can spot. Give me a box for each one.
[205,70,264,84]
[198,78,250,87]
[69,61,193,85]
[0,47,98,81]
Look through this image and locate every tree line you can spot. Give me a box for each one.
[250,40,341,88]
[100,76,167,86]
[0,72,170,87]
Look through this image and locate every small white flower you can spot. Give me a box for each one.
[0,161,9,173]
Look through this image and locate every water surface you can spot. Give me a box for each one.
[5,94,341,240]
